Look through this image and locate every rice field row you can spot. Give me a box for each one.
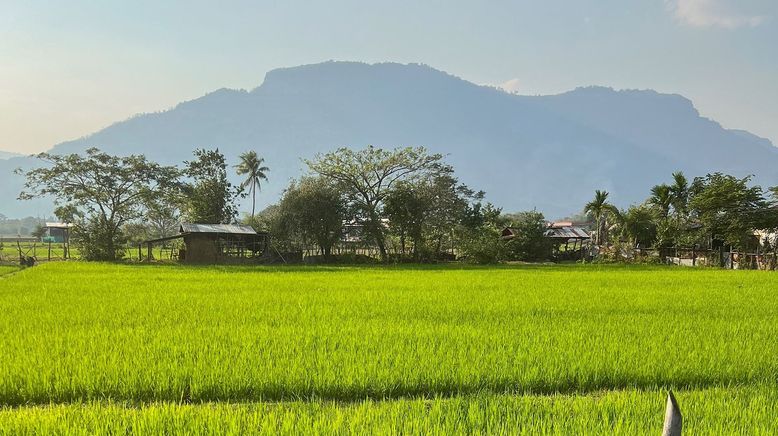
[2,387,776,435]
[1,263,776,433]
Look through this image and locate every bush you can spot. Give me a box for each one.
[73,218,127,261]
[502,211,552,261]
[458,227,505,264]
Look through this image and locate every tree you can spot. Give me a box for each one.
[18,148,179,260]
[235,151,270,221]
[31,223,47,241]
[503,211,552,261]
[584,190,618,246]
[278,177,347,260]
[457,203,505,264]
[183,148,241,224]
[384,168,482,260]
[616,206,657,248]
[648,184,672,219]
[384,181,426,256]
[306,146,443,261]
[669,171,689,216]
[689,173,770,250]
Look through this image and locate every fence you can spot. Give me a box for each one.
[0,239,73,263]
[631,247,778,271]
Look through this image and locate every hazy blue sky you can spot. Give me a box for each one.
[1,0,777,153]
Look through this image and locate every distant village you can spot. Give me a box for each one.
[2,145,777,270]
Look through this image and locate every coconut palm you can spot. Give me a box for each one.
[235,151,270,220]
[669,171,689,216]
[584,190,618,245]
[648,184,673,218]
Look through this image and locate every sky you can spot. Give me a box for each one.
[1,0,777,154]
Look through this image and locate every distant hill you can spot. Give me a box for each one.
[0,150,22,160]
[2,61,777,218]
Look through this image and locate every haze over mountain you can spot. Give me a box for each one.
[0,150,21,160]
[2,61,777,219]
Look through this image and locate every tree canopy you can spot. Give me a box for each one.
[18,148,179,260]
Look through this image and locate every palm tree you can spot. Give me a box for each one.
[584,190,617,245]
[235,151,269,221]
[669,171,689,216]
[648,184,673,218]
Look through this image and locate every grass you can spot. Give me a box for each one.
[0,242,75,262]
[0,265,20,277]
[0,263,776,433]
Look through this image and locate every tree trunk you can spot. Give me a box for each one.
[251,180,256,221]
[365,204,387,262]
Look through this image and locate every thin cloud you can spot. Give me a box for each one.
[666,0,767,29]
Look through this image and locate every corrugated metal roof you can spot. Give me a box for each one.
[180,223,257,235]
[544,226,591,239]
[45,222,74,229]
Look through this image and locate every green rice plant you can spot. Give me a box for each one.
[1,387,777,435]
[0,263,777,433]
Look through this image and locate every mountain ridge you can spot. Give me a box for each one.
[1,61,776,219]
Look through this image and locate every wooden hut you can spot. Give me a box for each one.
[544,222,591,260]
[141,223,268,263]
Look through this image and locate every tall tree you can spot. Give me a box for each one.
[278,177,347,260]
[183,148,242,224]
[18,148,179,260]
[235,151,270,221]
[384,181,426,256]
[669,171,689,216]
[584,190,617,246]
[689,173,770,250]
[648,184,673,219]
[617,206,657,248]
[306,146,442,261]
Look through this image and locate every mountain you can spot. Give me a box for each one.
[0,150,22,160]
[2,61,777,219]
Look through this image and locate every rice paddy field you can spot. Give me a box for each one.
[1,263,777,434]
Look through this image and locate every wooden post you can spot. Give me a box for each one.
[138,244,142,261]
[48,240,52,261]
[147,242,153,263]
[692,248,696,267]
[662,391,682,436]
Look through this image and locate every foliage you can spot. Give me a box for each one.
[1,263,778,432]
[689,173,771,250]
[383,181,426,256]
[612,206,657,248]
[457,225,505,264]
[234,151,269,220]
[306,146,443,261]
[182,148,242,224]
[669,171,690,216]
[73,216,128,260]
[276,177,347,259]
[648,184,672,219]
[384,168,483,261]
[455,202,506,264]
[502,211,552,261]
[30,224,47,240]
[18,148,179,260]
[583,190,617,245]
